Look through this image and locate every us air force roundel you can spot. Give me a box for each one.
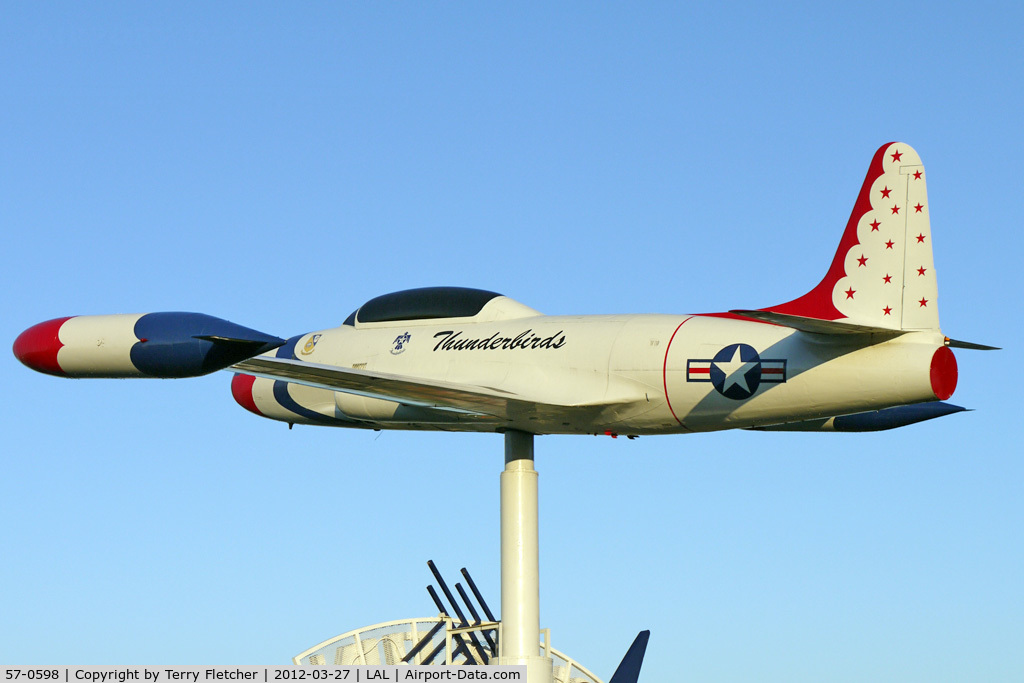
[687,343,787,400]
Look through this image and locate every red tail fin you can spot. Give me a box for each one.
[762,142,940,332]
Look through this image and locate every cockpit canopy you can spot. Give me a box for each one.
[343,287,503,326]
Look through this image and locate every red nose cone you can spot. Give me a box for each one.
[231,373,263,416]
[930,346,958,400]
[13,317,72,376]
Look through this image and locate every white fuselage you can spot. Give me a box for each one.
[245,310,946,435]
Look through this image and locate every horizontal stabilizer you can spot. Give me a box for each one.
[750,401,967,432]
[729,309,905,337]
[945,337,1000,351]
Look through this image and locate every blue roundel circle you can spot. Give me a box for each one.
[709,343,763,400]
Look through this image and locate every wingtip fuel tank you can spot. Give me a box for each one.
[14,312,284,379]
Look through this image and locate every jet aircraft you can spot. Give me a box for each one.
[14,142,992,436]
[13,142,999,682]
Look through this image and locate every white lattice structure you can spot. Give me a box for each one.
[294,617,603,683]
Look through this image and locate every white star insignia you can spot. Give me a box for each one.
[714,346,758,394]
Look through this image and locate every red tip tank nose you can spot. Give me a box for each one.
[13,317,72,376]
[231,373,264,416]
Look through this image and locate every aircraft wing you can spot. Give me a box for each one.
[231,355,567,420]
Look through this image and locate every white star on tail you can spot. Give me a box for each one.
[713,346,758,394]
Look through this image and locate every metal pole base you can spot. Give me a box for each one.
[499,430,552,683]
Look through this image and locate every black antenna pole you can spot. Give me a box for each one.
[427,560,489,664]
[427,561,468,624]
[456,582,482,624]
[457,582,497,654]
[461,567,497,622]
[402,619,446,664]
[420,640,445,666]
[428,584,478,664]
[427,585,448,617]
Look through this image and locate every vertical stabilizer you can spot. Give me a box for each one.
[763,142,940,332]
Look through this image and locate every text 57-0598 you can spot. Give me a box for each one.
[6,672,60,680]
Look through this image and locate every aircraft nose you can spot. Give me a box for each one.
[13,317,72,376]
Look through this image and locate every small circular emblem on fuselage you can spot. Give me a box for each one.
[710,343,762,400]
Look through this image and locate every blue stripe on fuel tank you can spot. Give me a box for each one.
[271,380,341,423]
[130,312,283,377]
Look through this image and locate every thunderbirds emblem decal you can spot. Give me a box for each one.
[687,343,786,400]
[391,332,411,355]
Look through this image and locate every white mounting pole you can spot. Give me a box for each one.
[498,430,552,683]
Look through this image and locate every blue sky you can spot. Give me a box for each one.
[2,3,1021,680]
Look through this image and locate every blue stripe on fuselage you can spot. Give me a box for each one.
[271,333,357,425]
